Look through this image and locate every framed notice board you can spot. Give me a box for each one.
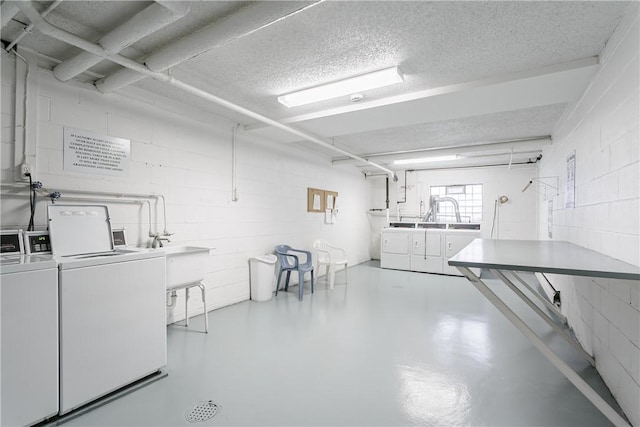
[307,188,324,212]
[325,191,338,210]
[307,188,338,213]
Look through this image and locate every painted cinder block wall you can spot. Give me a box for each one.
[0,52,373,323]
[537,4,639,424]
[367,166,539,259]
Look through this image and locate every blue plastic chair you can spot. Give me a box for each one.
[274,245,314,301]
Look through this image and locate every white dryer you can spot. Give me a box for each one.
[48,205,167,415]
[1,230,59,427]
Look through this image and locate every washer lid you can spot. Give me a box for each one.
[0,254,57,273]
[48,205,114,256]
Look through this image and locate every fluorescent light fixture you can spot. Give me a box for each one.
[393,155,457,165]
[277,66,404,108]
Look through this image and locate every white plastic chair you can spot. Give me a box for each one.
[313,239,348,289]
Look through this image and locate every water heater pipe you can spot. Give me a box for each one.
[385,177,390,224]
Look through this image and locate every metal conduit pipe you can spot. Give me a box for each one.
[53,1,190,81]
[16,1,398,179]
[95,1,323,93]
[231,124,239,202]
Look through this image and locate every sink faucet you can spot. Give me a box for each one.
[152,235,171,248]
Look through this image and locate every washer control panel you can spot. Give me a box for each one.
[0,230,24,255]
[23,231,52,255]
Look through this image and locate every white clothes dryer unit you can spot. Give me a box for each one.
[0,231,59,426]
[48,205,167,415]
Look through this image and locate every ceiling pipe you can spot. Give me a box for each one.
[53,1,190,81]
[95,1,323,93]
[168,79,398,180]
[332,137,551,166]
[16,1,397,180]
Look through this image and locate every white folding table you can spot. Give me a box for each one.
[449,239,640,427]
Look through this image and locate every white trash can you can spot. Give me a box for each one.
[249,254,277,302]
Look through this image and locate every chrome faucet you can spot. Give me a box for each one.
[152,235,171,248]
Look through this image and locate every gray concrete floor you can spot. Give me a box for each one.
[61,262,623,426]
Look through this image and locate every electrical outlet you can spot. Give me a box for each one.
[20,163,32,176]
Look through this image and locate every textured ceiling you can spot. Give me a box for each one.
[332,104,568,156]
[1,1,631,172]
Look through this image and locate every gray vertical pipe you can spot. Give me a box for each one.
[385,177,389,210]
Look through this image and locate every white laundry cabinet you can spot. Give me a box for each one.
[381,227,480,276]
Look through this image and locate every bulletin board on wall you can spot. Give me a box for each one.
[307,188,338,212]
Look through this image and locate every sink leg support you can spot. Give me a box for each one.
[184,283,208,333]
[198,281,208,333]
[185,287,190,327]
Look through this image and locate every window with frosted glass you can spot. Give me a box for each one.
[429,184,483,222]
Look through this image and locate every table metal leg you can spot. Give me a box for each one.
[456,266,629,427]
[510,271,566,323]
[491,269,595,366]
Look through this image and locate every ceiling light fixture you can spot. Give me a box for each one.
[277,66,404,108]
[393,155,458,165]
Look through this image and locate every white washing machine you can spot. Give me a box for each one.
[1,230,59,427]
[48,205,167,415]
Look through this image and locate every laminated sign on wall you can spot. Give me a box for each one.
[566,151,576,208]
[64,128,130,177]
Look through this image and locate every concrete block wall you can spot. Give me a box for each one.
[368,165,538,259]
[537,4,639,424]
[1,53,373,323]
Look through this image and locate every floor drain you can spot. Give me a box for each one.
[185,400,220,423]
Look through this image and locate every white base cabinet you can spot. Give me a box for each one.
[410,229,443,273]
[443,231,480,275]
[380,229,411,270]
[381,228,480,276]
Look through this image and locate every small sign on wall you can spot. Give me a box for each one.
[64,127,130,176]
[566,150,576,208]
[548,199,553,239]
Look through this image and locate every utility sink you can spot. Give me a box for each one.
[163,246,210,290]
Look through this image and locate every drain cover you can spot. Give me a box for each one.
[185,400,220,423]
